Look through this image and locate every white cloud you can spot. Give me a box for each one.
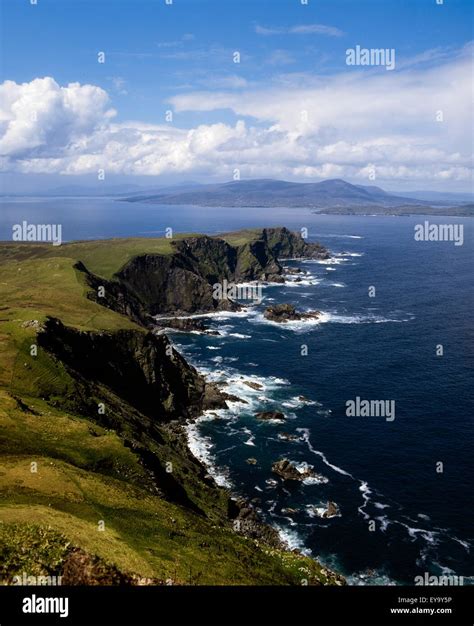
[108,76,128,95]
[265,50,295,66]
[255,24,344,37]
[0,46,472,189]
[0,77,115,158]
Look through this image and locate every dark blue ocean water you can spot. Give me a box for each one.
[1,198,473,584]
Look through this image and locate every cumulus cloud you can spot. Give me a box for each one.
[0,77,115,158]
[0,47,472,188]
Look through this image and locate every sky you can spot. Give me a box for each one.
[0,0,473,193]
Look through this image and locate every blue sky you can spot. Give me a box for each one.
[1,0,473,192]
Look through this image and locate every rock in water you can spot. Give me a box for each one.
[264,303,320,323]
[154,317,214,334]
[323,501,340,518]
[272,459,325,482]
[243,380,263,390]
[308,501,340,519]
[255,411,285,421]
[278,432,300,442]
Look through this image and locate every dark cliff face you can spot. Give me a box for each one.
[234,238,282,282]
[117,237,240,316]
[37,317,207,422]
[25,228,340,568]
[35,317,233,515]
[82,227,328,320]
[262,227,330,259]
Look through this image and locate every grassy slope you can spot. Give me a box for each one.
[0,238,177,281]
[0,238,336,585]
[0,229,270,280]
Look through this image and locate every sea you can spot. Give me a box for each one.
[1,197,473,585]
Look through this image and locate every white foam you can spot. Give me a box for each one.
[185,419,232,488]
[399,523,439,545]
[284,278,322,288]
[313,257,348,266]
[306,505,327,519]
[306,503,341,519]
[323,312,414,325]
[376,515,391,532]
[298,429,354,478]
[317,234,363,239]
[293,461,329,485]
[453,538,470,551]
[346,571,397,586]
[274,525,312,555]
[251,311,328,332]
[281,396,318,409]
[358,481,372,520]
[156,308,254,322]
[210,356,238,363]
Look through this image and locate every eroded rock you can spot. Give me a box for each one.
[264,303,320,323]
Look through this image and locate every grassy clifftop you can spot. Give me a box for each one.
[0,229,265,281]
[0,230,341,586]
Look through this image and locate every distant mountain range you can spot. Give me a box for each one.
[2,178,472,216]
[123,178,473,216]
[388,189,474,203]
[0,181,203,198]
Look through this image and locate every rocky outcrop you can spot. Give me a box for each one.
[229,497,283,548]
[154,317,219,335]
[202,382,243,409]
[37,317,210,423]
[35,317,239,515]
[323,501,340,518]
[116,246,237,316]
[262,227,329,260]
[255,411,285,421]
[37,317,242,424]
[278,432,300,442]
[264,303,321,323]
[81,228,329,322]
[308,501,340,519]
[272,459,326,483]
[242,380,263,390]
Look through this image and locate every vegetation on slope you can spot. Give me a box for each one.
[0,231,342,586]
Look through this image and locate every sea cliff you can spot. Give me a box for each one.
[0,227,343,585]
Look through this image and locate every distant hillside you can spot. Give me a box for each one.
[123,178,434,209]
[316,203,474,217]
[389,190,474,204]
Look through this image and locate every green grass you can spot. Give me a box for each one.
[0,255,139,391]
[218,228,269,247]
[0,236,193,280]
[0,233,343,586]
[0,229,269,280]
[0,407,333,584]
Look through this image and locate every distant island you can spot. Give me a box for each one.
[123,178,473,217]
